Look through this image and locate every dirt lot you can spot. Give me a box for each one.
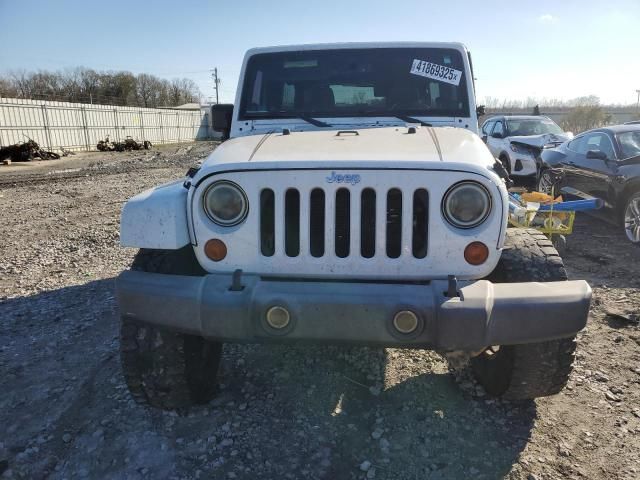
[1,143,639,480]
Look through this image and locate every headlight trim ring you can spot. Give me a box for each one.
[202,180,249,227]
[441,180,492,229]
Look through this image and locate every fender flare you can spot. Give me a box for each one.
[120,180,190,249]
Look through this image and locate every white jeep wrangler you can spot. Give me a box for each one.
[116,42,591,409]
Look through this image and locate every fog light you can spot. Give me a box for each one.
[393,310,419,334]
[204,239,227,261]
[464,241,489,265]
[266,306,290,329]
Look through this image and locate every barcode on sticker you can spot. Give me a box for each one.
[410,59,462,86]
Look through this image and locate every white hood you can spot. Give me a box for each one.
[195,126,497,181]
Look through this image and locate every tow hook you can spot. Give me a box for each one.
[446,275,460,298]
[230,269,244,291]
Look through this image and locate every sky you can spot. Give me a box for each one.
[1,0,639,106]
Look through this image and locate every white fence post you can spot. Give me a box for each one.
[113,108,119,142]
[40,104,53,150]
[139,110,144,140]
[80,106,90,151]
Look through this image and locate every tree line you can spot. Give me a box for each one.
[0,68,202,108]
[482,95,637,110]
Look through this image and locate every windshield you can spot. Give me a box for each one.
[506,118,564,136]
[617,131,640,159]
[239,48,470,120]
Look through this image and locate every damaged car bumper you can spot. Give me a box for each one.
[509,143,538,177]
[116,272,592,351]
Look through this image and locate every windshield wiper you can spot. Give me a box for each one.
[299,116,332,127]
[393,115,432,127]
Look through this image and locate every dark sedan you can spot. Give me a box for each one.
[538,124,640,245]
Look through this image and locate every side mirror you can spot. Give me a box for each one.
[586,149,608,160]
[476,105,486,117]
[491,131,503,139]
[211,104,234,139]
[481,134,488,143]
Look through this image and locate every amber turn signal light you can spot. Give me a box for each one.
[464,241,489,265]
[204,239,227,262]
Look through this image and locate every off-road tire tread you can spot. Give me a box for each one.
[485,228,567,283]
[120,248,221,410]
[130,246,207,276]
[472,228,576,400]
[498,337,576,400]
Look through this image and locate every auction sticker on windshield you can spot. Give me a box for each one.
[410,59,462,86]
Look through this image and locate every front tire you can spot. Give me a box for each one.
[120,248,222,409]
[471,228,577,400]
[537,168,554,195]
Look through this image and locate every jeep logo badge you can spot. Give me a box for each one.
[326,171,361,185]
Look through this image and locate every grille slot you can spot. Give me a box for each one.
[285,189,300,257]
[309,188,325,257]
[360,188,376,258]
[386,188,402,259]
[260,189,275,256]
[412,189,429,258]
[259,185,428,260]
[335,188,351,258]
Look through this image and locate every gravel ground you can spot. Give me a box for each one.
[0,142,639,480]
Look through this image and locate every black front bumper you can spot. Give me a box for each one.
[116,272,591,351]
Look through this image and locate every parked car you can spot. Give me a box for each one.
[481,115,571,182]
[538,124,640,245]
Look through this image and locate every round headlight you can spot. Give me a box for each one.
[442,181,491,229]
[203,181,248,226]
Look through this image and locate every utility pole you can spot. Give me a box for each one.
[212,68,220,104]
[636,89,640,112]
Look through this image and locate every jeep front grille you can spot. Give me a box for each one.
[260,187,429,259]
[193,170,504,280]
